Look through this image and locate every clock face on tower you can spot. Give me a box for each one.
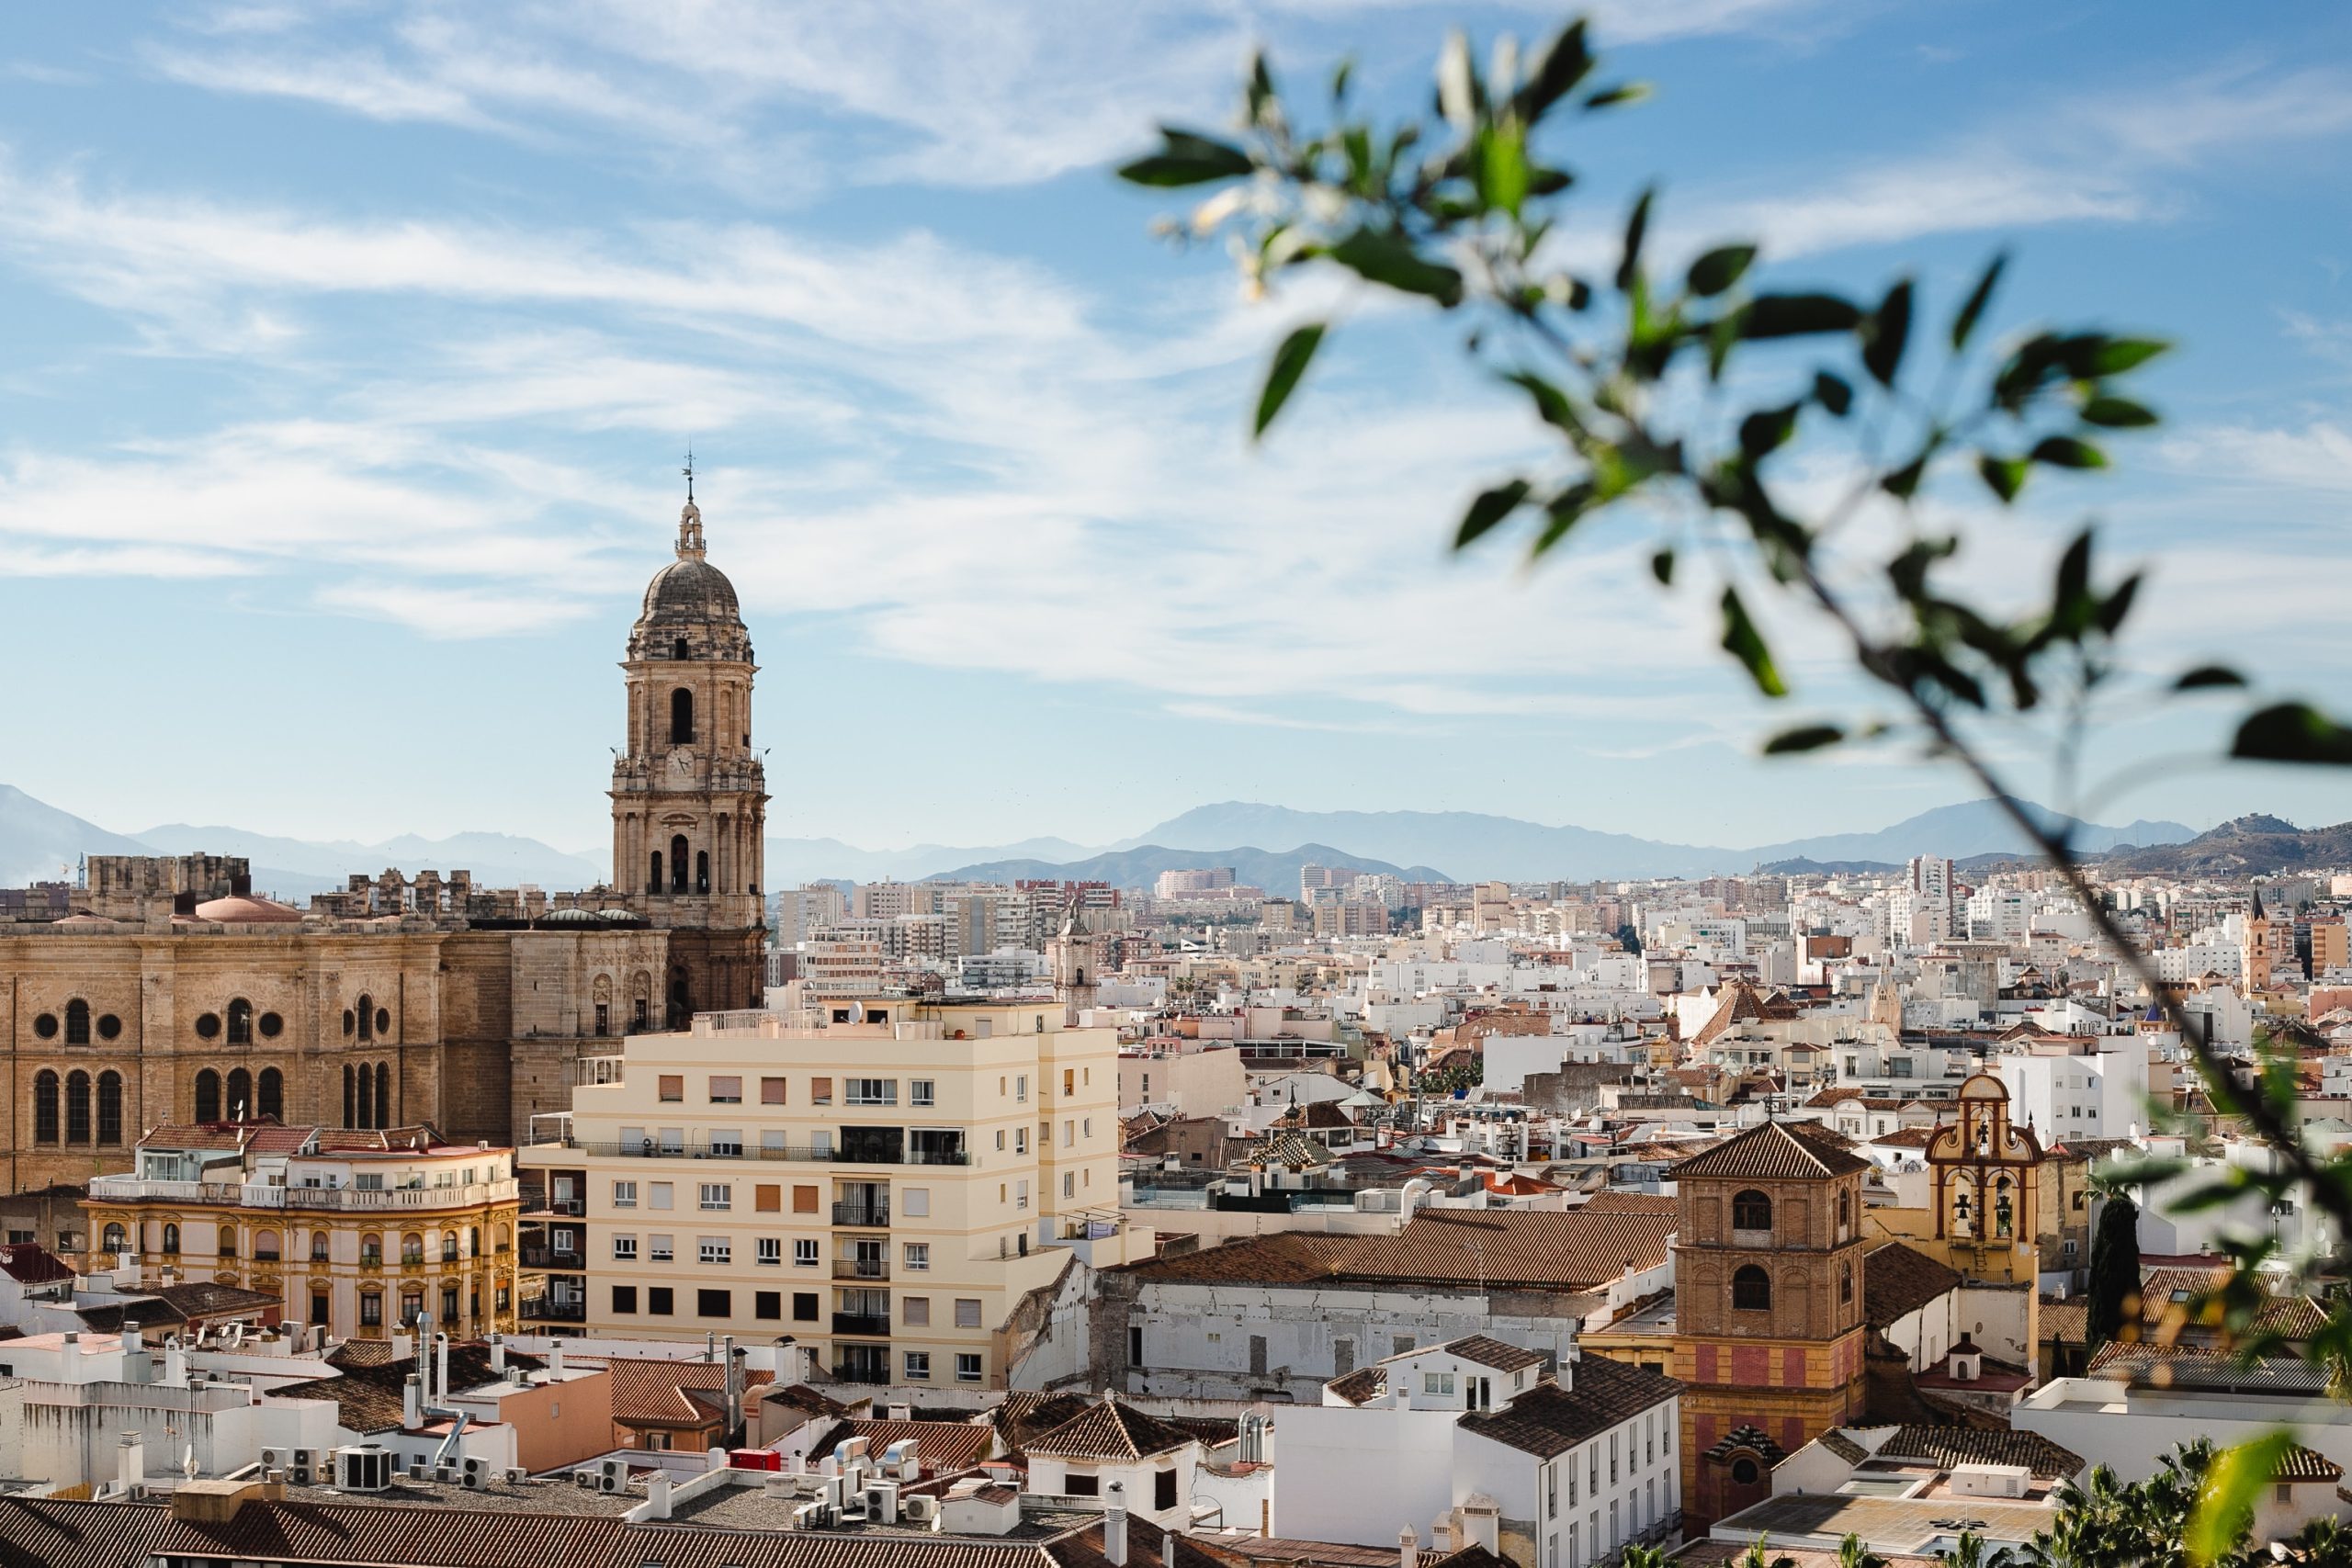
[668,747,695,779]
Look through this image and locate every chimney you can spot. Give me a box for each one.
[489,1335,506,1375]
[723,1336,741,1441]
[119,1434,145,1495]
[1165,1513,1182,1568]
[1399,1528,1419,1568]
[649,1472,673,1520]
[435,1333,451,1406]
[548,1341,565,1378]
[1105,1483,1128,1567]
[163,1337,187,1389]
[403,1373,424,1428]
[706,1331,718,1362]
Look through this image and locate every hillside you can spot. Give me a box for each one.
[2096,816,2352,876]
[0,785,153,887]
[933,842,1450,892]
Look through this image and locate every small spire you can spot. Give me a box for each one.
[675,450,707,559]
[683,445,695,503]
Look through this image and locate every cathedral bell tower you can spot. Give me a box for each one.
[610,475,769,1021]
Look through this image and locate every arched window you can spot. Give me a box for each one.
[97,1071,122,1145]
[441,1231,459,1262]
[162,1224,181,1256]
[64,999,91,1045]
[1732,1189,1773,1232]
[1838,1189,1851,1232]
[217,1224,237,1258]
[356,994,374,1042]
[670,687,695,744]
[343,1009,357,1038]
[226,1068,253,1121]
[649,850,663,894]
[376,1063,392,1129]
[258,1067,283,1121]
[401,1232,424,1264]
[1733,1264,1772,1311]
[311,1231,329,1261]
[194,1069,221,1124]
[360,1232,382,1264]
[670,835,689,893]
[33,1071,59,1145]
[344,1064,357,1129]
[1730,1457,1760,1486]
[356,1063,373,1130]
[101,1223,127,1254]
[1840,1263,1854,1303]
[65,1070,91,1144]
[253,1228,280,1262]
[695,850,709,894]
[226,998,253,1045]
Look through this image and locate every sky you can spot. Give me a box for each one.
[2,0,2348,862]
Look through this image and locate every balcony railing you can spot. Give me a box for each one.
[830,1362,891,1384]
[521,1297,587,1322]
[831,1259,889,1281]
[831,1314,890,1337]
[533,1140,969,1168]
[519,1246,581,1269]
[831,1202,889,1227]
[88,1177,522,1211]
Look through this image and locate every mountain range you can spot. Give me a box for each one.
[0,781,2218,897]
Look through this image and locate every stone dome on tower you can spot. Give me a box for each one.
[629,499,752,662]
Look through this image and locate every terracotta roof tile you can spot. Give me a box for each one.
[606,1356,773,1427]
[1872,1424,2084,1479]
[808,1418,995,1476]
[1668,1119,1870,1181]
[1440,1336,1548,1373]
[1026,1397,1196,1461]
[1122,1208,1672,1293]
[0,1243,73,1285]
[1862,1243,1962,1329]
[1455,1359,1678,1459]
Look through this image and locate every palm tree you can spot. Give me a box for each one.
[1838,1533,1889,1568]
[1737,1539,1797,1568]
[1619,1549,1671,1568]
[1937,1531,2014,1568]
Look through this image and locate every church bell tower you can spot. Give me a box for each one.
[610,470,769,1021]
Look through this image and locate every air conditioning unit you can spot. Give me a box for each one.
[260,1447,290,1474]
[460,1457,491,1491]
[336,1447,393,1493]
[597,1458,629,1494]
[435,1463,458,1485]
[902,1495,940,1525]
[408,1458,429,1481]
[506,1468,529,1485]
[574,1469,601,1490]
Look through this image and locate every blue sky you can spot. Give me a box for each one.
[2,1,2348,860]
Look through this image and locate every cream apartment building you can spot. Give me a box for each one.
[519,995,1143,1392]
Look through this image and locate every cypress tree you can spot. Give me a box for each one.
[2086,1190,2142,1353]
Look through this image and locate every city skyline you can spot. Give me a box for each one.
[4,2,2349,854]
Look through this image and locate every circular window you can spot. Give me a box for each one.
[97,1013,121,1040]
[258,1011,283,1039]
[32,1013,58,1040]
[1730,1458,1759,1485]
[195,1012,221,1040]
[343,1010,356,1037]
[375,1007,391,1035]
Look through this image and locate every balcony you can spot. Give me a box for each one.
[88,1176,523,1211]
[521,1297,587,1322]
[831,1314,890,1337]
[831,1202,889,1228]
[831,1259,889,1281]
[830,1361,891,1384]
[532,1140,970,1168]
[519,1246,580,1270]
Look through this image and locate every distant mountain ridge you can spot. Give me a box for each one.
[2094,815,2352,877]
[931,843,1449,891]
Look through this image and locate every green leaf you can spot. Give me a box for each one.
[1616,186,1655,291]
[2174,665,2246,690]
[1515,19,1593,118]
[1812,372,1852,417]
[1583,81,1648,109]
[2031,435,2108,469]
[1253,322,1326,438]
[1880,455,1927,500]
[2233,703,2352,766]
[1686,244,1757,299]
[1742,292,1861,339]
[1860,278,1914,387]
[1950,251,2007,351]
[2081,395,2158,428]
[1118,128,1254,187]
[1720,588,1789,698]
[1455,479,1532,548]
[1650,548,1676,586]
[1327,228,1465,305]
[2054,527,2093,612]
[1763,724,1843,754]
[1330,56,1354,103]
[2095,572,2140,636]
[1978,454,2027,503]
[2188,1430,2295,1566]
[1479,124,1530,216]
[1502,370,1581,435]
[2087,336,2169,375]
[1740,402,1801,458]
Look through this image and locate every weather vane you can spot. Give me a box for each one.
[682,445,695,503]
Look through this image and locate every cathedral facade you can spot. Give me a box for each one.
[0,497,767,1197]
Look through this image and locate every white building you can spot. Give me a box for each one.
[1996,1038,2152,1144]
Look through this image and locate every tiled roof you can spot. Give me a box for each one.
[1862,1243,1962,1328]
[991,1391,1097,1450]
[607,1356,774,1427]
[1122,1207,1672,1293]
[1872,1424,2084,1480]
[760,1383,852,1420]
[1026,1397,1197,1461]
[0,1243,73,1285]
[1703,1423,1786,1463]
[1324,1366,1387,1406]
[2040,1297,2088,1344]
[2278,1444,2345,1483]
[2086,1344,2332,1394]
[1577,1191,1677,1215]
[1440,1336,1547,1374]
[1692,979,1803,1046]
[1871,1127,1936,1149]
[277,1344,547,1434]
[1668,1119,1870,1180]
[1455,1359,1679,1459]
[808,1418,994,1476]
[1817,1430,1870,1464]
[1248,1132,1334,1169]
[1427,1549,1515,1568]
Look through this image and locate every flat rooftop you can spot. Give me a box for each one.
[1713,1491,2057,1552]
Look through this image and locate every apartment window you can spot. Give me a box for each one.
[902,1189,930,1217]
[650,1182,674,1211]
[708,1076,742,1103]
[1063,1171,1075,1199]
[995,1131,1007,1152]
[794,1292,820,1321]
[698,1289,731,1317]
[763,1130,787,1155]
[1015,1179,1030,1211]
[360,1292,383,1326]
[699,1236,731,1265]
[811,1077,833,1105]
[1083,1117,1092,1139]
[903,1296,931,1326]
[795,1239,820,1267]
[756,1291,781,1321]
[904,1243,930,1271]
[1015,1128,1028,1156]
[1424,1372,1455,1395]
[1015,1076,1028,1103]
[905,1351,932,1381]
[658,1075,684,1102]
[910,1079,935,1108]
[846,1078,897,1106]
[810,1131,832,1157]
[1064,1119,1075,1146]
[1156,1471,1177,1511]
[612,1235,639,1261]
[612,1285,639,1314]
[612,1180,638,1209]
[1063,1068,1075,1097]
[955,1298,982,1328]
[649,1235,674,1263]
[794,1185,820,1213]
[699,1183,732,1211]
[761,1077,786,1105]
[758,1237,781,1265]
[956,1353,982,1382]
[756,1184,780,1213]
[648,1287,674,1315]
[710,1130,743,1156]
